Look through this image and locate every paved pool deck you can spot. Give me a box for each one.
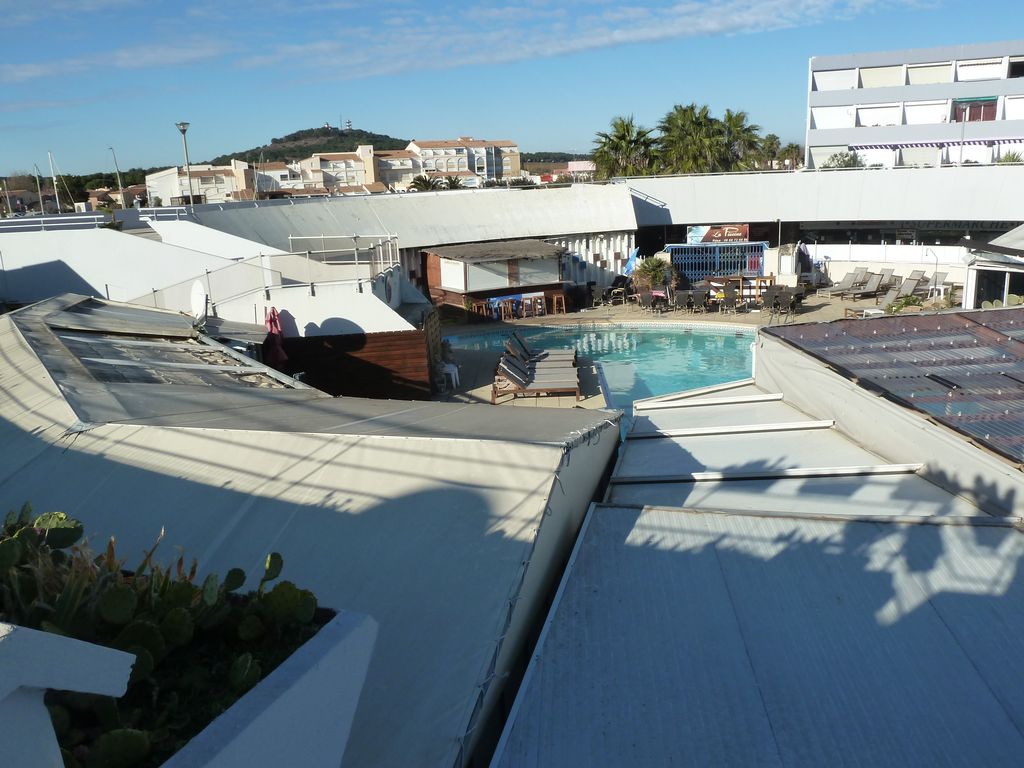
[439,291,956,409]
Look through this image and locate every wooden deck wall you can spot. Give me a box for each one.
[282,329,431,399]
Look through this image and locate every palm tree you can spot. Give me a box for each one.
[722,109,762,170]
[408,174,444,191]
[443,176,464,190]
[759,133,781,169]
[593,116,656,179]
[779,143,804,169]
[656,103,729,174]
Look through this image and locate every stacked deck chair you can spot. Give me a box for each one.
[492,353,580,403]
[511,330,576,364]
[503,340,573,371]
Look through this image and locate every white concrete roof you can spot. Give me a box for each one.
[988,221,1024,255]
[625,165,1024,226]
[146,218,289,258]
[0,295,621,768]
[0,229,234,304]
[189,184,638,251]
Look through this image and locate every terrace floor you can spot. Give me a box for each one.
[439,291,957,409]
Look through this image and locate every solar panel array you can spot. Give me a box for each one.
[56,333,285,389]
[765,308,1024,464]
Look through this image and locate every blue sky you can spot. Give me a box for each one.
[1,0,1020,174]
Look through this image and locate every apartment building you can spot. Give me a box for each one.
[373,150,421,189]
[407,137,521,183]
[806,40,1024,168]
[298,151,372,191]
[145,160,249,205]
[145,136,523,205]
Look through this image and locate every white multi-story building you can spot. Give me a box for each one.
[806,40,1024,168]
[251,161,306,195]
[372,150,421,189]
[298,151,371,192]
[407,138,520,183]
[145,160,249,205]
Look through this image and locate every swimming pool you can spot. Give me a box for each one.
[446,323,755,412]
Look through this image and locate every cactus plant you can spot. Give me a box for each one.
[86,728,150,768]
[98,584,138,626]
[1,503,326,768]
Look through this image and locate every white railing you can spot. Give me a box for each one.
[138,207,192,222]
[287,234,401,277]
[0,213,108,232]
[808,242,969,267]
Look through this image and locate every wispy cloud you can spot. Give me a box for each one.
[0,0,135,27]
[236,0,908,79]
[0,39,226,84]
[3,0,908,87]
[0,97,96,113]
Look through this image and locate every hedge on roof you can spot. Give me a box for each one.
[0,503,327,768]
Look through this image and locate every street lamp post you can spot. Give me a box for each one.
[175,122,195,210]
[108,146,125,209]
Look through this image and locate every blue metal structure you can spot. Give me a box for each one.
[664,241,767,284]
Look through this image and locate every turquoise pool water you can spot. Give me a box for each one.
[446,324,754,412]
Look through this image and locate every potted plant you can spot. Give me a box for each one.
[0,504,342,768]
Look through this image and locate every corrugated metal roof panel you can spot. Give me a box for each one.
[494,505,1024,767]
[608,475,986,517]
[613,429,889,480]
[630,399,814,435]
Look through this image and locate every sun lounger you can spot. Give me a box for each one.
[840,272,883,300]
[844,278,920,318]
[816,269,866,298]
[492,356,580,403]
[510,330,576,363]
[916,271,948,298]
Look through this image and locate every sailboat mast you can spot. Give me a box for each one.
[48,151,61,214]
[33,165,44,214]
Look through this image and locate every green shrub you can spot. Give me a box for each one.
[632,256,671,290]
[887,295,924,314]
[0,503,326,768]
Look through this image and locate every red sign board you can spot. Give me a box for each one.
[687,224,749,243]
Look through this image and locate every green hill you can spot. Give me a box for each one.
[208,126,409,165]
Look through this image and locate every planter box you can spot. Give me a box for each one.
[163,610,376,768]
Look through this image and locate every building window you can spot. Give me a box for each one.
[907,62,952,85]
[956,58,1002,82]
[859,65,902,88]
[200,176,214,184]
[953,99,997,123]
[1009,57,1024,79]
